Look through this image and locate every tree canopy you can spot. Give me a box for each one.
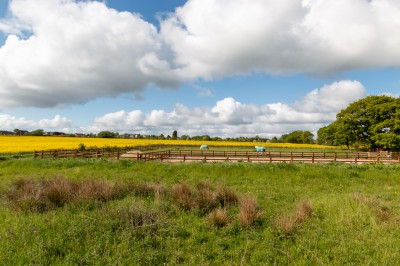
[317,95,400,151]
[280,130,315,144]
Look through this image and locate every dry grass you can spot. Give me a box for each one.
[8,177,136,212]
[8,177,76,212]
[75,179,114,202]
[275,200,313,235]
[195,181,218,213]
[7,177,261,228]
[238,196,263,227]
[352,193,392,223]
[208,208,230,228]
[172,182,195,210]
[216,185,239,207]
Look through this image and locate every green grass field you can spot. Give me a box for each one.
[1,158,400,265]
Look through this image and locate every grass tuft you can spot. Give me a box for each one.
[276,199,313,235]
[238,196,263,227]
[216,185,239,207]
[172,182,195,210]
[352,193,392,223]
[208,208,230,228]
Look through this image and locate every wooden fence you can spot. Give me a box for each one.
[140,150,400,164]
[33,148,400,164]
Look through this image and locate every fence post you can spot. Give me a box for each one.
[334,153,336,162]
[183,155,186,162]
[41,150,44,158]
[96,149,99,159]
[247,155,250,162]
[117,148,120,160]
[355,157,357,164]
[34,150,37,159]
[312,154,314,163]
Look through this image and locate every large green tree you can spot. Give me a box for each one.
[318,95,400,150]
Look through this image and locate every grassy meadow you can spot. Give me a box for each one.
[1,158,400,265]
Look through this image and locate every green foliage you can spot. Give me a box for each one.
[172,130,178,140]
[320,95,400,150]
[281,130,314,144]
[77,143,86,151]
[28,129,44,136]
[97,131,118,138]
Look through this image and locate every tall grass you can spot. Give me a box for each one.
[1,159,400,264]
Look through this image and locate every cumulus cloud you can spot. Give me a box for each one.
[90,80,366,137]
[0,0,181,108]
[0,0,398,108]
[161,0,400,78]
[0,114,71,130]
[293,80,367,113]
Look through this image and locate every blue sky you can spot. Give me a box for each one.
[0,0,399,138]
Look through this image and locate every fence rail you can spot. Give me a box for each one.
[33,148,400,164]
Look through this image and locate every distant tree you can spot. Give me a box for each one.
[281,130,314,144]
[97,131,117,138]
[159,134,165,140]
[180,135,190,140]
[29,129,44,136]
[172,130,178,140]
[269,136,280,143]
[202,135,211,141]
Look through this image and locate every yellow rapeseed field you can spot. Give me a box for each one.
[0,136,337,153]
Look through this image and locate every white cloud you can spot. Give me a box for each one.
[38,115,71,129]
[293,80,367,113]
[161,0,400,78]
[0,0,398,108]
[0,114,70,130]
[0,0,180,108]
[90,80,366,137]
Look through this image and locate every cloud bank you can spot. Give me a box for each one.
[0,80,367,137]
[0,0,399,108]
[0,0,180,108]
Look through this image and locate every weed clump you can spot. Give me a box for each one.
[172,182,195,210]
[6,177,262,229]
[208,208,230,228]
[238,196,263,227]
[8,177,133,212]
[276,200,314,236]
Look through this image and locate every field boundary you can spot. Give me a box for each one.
[32,148,400,164]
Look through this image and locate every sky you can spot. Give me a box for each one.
[0,0,399,138]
